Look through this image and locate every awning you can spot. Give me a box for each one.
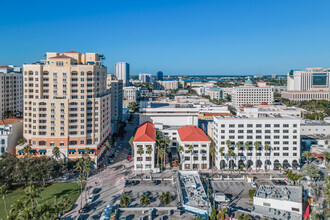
[18,150,22,153]
[312,152,323,159]
[39,150,46,153]
[30,150,36,153]
[68,149,75,153]
[89,149,95,153]
[78,149,85,152]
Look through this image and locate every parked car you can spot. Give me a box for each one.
[151,168,160,173]
[92,188,99,194]
[87,194,95,203]
[119,215,127,220]
[251,182,257,188]
[79,204,89,213]
[59,176,69,180]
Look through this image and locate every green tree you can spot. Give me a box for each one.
[264,144,270,170]
[57,195,72,217]
[140,192,151,207]
[302,164,321,182]
[228,149,235,172]
[0,185,9,219]
[226,140,231,150]
[286,171,302,185]
[129,136,134,156]
[120,193,131,208]
[9,199,24,219]
[22,145,32,157]
[159,191,172,206]
[163,137,170,169]
[77,174,85,211]
[23,182,40,209]
[159,147,165,170]
[52,146,60,159]
[178,145,184,168]
[248,189,256,201]
[236,142,242,155]
[254,142,261,170]
[302,151,313,164]
[210,146,216,173]
[217,208,229,220]
[219,147,225,171]
[319,151,330,166]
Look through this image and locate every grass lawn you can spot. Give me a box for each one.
[0,182,83,219]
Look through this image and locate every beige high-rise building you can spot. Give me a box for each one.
[17,51,111,167]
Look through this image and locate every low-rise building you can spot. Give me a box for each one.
[154,80,179,90]
[0,118,23,155]
[133,121,156,170]
[281,89,330,101]
[237,104,303,118]
[252,185,303,220]
[300,119,330,136]
[123,86,139,108]
[205,87,224,100]
[177,126,211,170]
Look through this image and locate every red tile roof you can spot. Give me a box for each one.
[49,54,72,59]
[65,50,80,53]
[258,81,266,83]
[133,121,156,142]
[0,118,22,125]
[0,66,14,69]
[178,126,210,142]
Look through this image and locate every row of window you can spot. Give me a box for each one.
[216,123,297,128]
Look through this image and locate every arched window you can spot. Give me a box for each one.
[39,141,46,146]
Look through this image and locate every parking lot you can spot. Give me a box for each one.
[211,181,253,212]
[123,179,179,208]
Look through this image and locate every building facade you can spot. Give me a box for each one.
[232,80,273,107]
[205,87,224,100]
[177,126,211,170]
[0,66,23,120]
[212,115,301,170]
[133,121,156,170]
[0,118,23,155]
[115,62,130,86]
[107,74,123,122]
[18,51,111,167]
[139,73,152,83]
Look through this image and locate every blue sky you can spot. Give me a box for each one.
[1,0,330,75]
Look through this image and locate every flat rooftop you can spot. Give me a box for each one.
[255,185,302,203]
[301,120,330,126]
[214,114,299,120]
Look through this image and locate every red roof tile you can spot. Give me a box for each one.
[49,54,72,59]
[0,118,22,125]
[65,50,80,53]
[258,81,266,83]
[178,126,210,142]
[0,66,14,69]
[133,121,156,142]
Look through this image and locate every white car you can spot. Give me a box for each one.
[87,194,95,203]
[251,182,257,188]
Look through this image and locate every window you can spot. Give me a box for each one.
[263,203,271,207]
[283,124,289,127]
[283,153,289,156]
[56,61,63,66]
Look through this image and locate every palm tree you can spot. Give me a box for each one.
[219,147,225,171]
[302,164,320,183]
[17,206,35,220]
[159,191,172,206]
[188,145,194,170]
[23,182,40,209]
[254,142,260,171]
[217,208,229,220]
[236,142,242,155]
[140,192,151,207]
[77,174,85,211]
[264,144,270,170]
[0,185,9,219]
[129,136,134,156]
[9,199,24,219]
[244,141,250,170]
[159,148,165,170]
[84,147,90,157]
[22,145,32,157]
[226,140,231,150]
[57,195,72,217]
[74,158,85,174]
[120,193,131,208]
[137,147,144,172]
[52,146,60,159]
[146,145,153,169]
[156,132,163,168]
[178,145,184,169]
[319,151,330,166]
[163,138,170,170]
[228,149,235,172]
[209,146,216,174]
[302,151,313,164]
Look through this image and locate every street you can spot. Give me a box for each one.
[63,114,139,220]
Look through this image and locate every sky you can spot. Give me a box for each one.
[1,0,330,75]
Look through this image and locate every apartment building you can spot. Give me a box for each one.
[115,62,129,86]
[17,51,111,167]
[139,73,152,83]
[0,118,23,155]
[107,74,123,122]
[123,86,139,108]
[232,80,273,107]
[154,80,179,90]
[0,66,23,120]
[212,115,300,170]
[133,121,156,170]
[177,126,211,170]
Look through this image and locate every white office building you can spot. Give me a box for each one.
[212,115,301,170]
[0,118,23,155]
[115,62,130,86]
[0,66,23,120]
[133,121,156,170]
[232,79,273,108]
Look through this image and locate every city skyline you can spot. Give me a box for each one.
[1,0,330,75]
